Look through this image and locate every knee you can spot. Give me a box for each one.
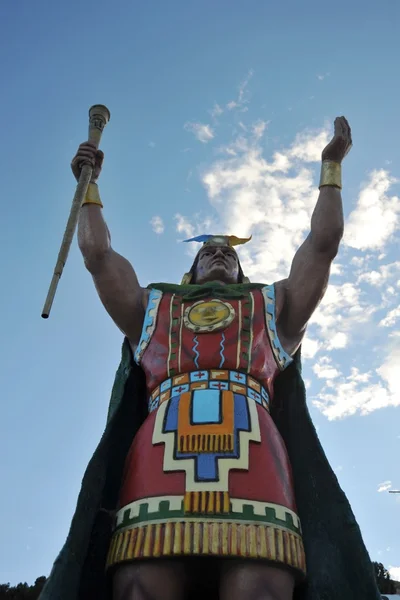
[112,561,187,600]
[220,562,295,600]
[113,565,148,600]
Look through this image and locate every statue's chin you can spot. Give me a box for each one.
[198,269,236,286]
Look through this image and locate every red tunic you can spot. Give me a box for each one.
[107,285,306,576]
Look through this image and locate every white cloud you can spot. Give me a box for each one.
[344,170,400,250]
[377,346,400,397]
[313,357,341,380]
[330,262,343,275]
[314,348,400,419]
[226,69,253,111]
[150,216,164,234]
[174,214,195,238]
[288,127,330,162]
[389,566,400,581]
[317,72,330,81]
[302,337,321,359]
[309,281,375,342]
[252,120,268,140]
[210,103,223,118]
[351,256,367,267]
[184,122,215,143]
[198,125,330,283]
[327,332,348,350]
[378,481,392,492]
[380,306,400,327]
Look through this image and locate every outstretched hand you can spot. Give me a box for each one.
[71,141,104,183]
[322,116,352,164]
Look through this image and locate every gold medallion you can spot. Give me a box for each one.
[184,299,235,333]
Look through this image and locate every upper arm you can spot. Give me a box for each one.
[87,249,145,345]
[277,233,336,341]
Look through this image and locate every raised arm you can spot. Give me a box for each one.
[277,117,352,352]
[72,142,145,346]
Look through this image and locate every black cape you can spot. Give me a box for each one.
[39,336,380,600]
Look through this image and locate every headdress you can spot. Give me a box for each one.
[181,234,251,285]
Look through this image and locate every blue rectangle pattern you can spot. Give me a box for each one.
[192,389,220,423]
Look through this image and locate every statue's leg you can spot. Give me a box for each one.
[112,559,187,600]
[219,560,295,600]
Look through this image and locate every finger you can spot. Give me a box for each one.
[334,117,341,135]
[95,151,104,168]
[76,144,97,157]
[74,150,97,161]
[71,156,95,169]
[79,141,97,150]
[342,117,352,143]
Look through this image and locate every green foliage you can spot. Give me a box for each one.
[373,561,396,595]
[0,577,46,600]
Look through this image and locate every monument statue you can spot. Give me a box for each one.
[40,117,381,600]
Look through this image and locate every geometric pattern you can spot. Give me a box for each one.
[153,391,261,494]
[262,284,293,370]
[106,521,306,574]
[148,369,270,413]
[115,495,302,535]
[134,288,163,363]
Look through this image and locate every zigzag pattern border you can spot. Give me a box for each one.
[262,285,293,371]
[116,495,301,535]
[134,288,163,363]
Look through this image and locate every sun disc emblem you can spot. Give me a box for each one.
[184,299,235,333]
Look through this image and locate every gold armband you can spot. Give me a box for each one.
[82,182,103,208]
[319,160,342,190]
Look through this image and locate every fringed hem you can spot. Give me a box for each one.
[106,521,306,575]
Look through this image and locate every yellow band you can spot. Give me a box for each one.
[319,161,342,189]
[82,182,103,208]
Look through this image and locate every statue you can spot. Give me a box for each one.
[39,117,381,600]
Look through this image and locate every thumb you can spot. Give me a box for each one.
[96,150,104,168]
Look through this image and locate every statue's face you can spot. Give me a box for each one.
[194,245,240,285]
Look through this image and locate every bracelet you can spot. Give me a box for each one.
[82,182,103,208]
[319,161,342,190]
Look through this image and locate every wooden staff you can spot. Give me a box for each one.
[41,104,111,319]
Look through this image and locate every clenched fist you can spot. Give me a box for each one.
[322,116,352,164]
[71,142,104,183]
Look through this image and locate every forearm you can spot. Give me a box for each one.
[310,168,344,255]
[78,203,111,267]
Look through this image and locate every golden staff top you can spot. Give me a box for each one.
[41,105,111,319]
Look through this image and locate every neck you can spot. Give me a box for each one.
[203,279,227,285]
[196,278,235,286]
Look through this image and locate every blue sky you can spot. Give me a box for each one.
[1,0,399,586]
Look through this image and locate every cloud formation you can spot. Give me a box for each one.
[177,82,400,420]
[344,170,400,250]
[226,69,254,111]
[150,216,164,234]
[389,565,400,581]
[377,481,392,492]
[184,122,215,143]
